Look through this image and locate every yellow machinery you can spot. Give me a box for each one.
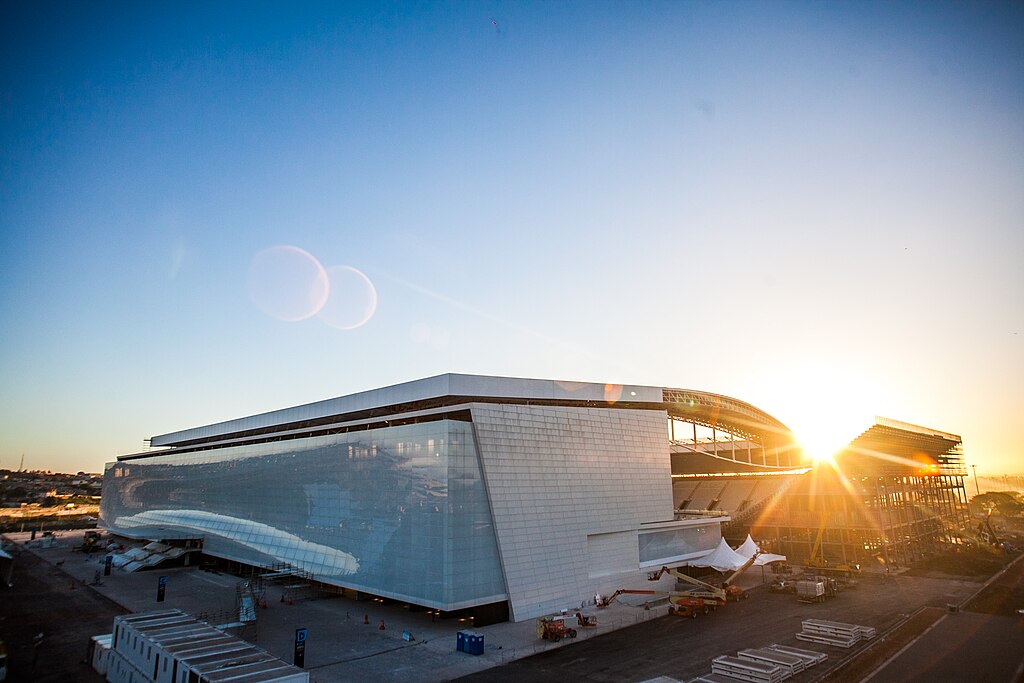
[806,512,860,576]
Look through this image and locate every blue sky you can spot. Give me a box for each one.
[2,1,1022,473]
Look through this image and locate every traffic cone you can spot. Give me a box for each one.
[363,614,369,624]
[379,619,385,630]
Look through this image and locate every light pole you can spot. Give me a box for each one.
[971,464,981,496]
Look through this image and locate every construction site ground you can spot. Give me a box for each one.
[2,529,1022,683]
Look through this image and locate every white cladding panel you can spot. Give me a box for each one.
[586,531,639,579]
[150,374,663,447]
[471,404,672,620]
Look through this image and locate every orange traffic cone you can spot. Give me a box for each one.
[379,619,385,630]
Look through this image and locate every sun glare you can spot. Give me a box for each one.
[797,429,844,465]
[757,362,879,467]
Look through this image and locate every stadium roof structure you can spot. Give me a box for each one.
[835,417,966,476]
[127,373,799,459]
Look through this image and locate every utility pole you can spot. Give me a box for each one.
[971,464,981,496]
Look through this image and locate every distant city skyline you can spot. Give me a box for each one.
[2,2,1022,474]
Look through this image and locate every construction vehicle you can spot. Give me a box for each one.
[978,507,1001,547]
[80,530,103,553]
[597,588,717,618]
[536,616,578,642]
[648,550,761,602]
[806,513,861,577]
[796,576,839,603]
[599,552,760,618]
[575,612,598,628]
[796,579,826,603]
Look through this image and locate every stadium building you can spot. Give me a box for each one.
[100,373,803,623]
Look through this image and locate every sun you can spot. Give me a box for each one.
[796,427,844,465]
[753,361,879,467]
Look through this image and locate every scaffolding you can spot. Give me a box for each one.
[749,418,970,568]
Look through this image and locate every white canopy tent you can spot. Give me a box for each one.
[687,537,749,572]
[734,533,787,566]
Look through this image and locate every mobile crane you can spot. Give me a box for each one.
[806,512,860,577]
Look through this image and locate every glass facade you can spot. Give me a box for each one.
[101,420,507,610]
[638,524,719,565]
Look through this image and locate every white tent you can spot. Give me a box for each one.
[688,537,749,572]
[735,534,760,558]
[734,533,787,566]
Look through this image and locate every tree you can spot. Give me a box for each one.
[969,492,1024,518]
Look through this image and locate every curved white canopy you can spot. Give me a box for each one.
[688,537,749,572]
[734,533,787,566]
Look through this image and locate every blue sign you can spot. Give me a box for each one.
[294,628,308,668]
[158,576,168,587]
[157,575,168,602]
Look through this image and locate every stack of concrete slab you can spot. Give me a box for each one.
[689,674,744,683]
[766,644,828,666]
[737,648,805,677]
[710,655,787,683]
[796,619,875,648]
[688,643,829,683]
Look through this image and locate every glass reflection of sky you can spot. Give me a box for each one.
[101,420,506,609]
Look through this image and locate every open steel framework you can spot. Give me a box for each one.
[749,418,970,568]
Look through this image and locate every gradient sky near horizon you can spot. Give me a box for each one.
[2,1,1022,475]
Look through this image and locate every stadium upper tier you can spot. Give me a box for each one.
[130,373,800,458]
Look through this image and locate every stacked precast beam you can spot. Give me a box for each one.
[688,644,827,683]
[795,619,875,648]
[105,609,307,683]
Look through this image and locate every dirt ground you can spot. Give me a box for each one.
[0,543,127,682]
[902,546,1018,580]
[965,552,1024,616]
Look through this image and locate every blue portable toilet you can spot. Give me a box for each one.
[467,631,484,656]
[456,630,467,653]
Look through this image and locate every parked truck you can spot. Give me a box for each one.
[796,580,826,603]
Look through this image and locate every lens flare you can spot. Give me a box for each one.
[317,265,378,330]
[248,245,329,322]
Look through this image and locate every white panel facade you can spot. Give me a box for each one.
[586,531,639,579]
[471,403,673,620]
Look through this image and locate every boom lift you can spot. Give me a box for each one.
[598,552,760,618]
[648,550,761,602]
[597,587,718,618]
